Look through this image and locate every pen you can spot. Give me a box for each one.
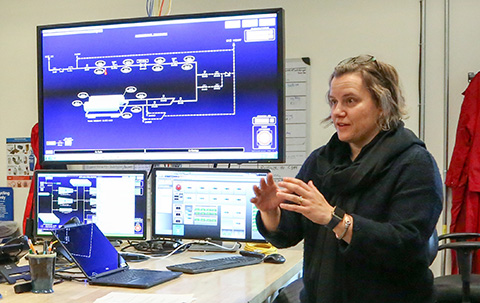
[47,240,57,254]
[27,238,37,254]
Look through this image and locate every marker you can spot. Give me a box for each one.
[47,240,57,254]
[27,239,37,254]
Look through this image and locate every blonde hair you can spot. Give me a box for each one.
[325,55,408,130]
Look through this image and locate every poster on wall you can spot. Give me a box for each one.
[0,188,13,221]
[6,137,35,188]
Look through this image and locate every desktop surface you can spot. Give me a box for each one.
[0,243,303,303]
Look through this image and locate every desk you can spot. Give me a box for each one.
[0,243,303,303]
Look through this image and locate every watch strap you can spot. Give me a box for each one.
[326,206,345,230]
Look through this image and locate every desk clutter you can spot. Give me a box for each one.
[0,222,287,298]
[5,6,298,302]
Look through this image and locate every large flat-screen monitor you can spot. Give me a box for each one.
[34,170,147,240]
[37,8,285,165]
[152,167,268,243]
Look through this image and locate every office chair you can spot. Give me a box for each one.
[434,232,480,303]
[272,277,303,303]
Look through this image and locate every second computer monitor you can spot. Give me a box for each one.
[34,170,147,240]
[152,167,269,242]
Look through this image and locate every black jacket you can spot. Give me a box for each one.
[257,124,443,303]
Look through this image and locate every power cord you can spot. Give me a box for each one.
[244,242,278,255]
[186,240,241,252]
[124,239,185,256]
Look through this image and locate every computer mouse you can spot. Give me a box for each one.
[263,253,286,264]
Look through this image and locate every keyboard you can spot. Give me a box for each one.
[166,255,263,274]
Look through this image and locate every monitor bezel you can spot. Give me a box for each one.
[151,167,269,243]
[37,8,285,166]
[33,169,148,240]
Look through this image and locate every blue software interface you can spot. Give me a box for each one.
[53,223,124,277]
[35,170,147,239]
[152,168,268,242]
[38,9,284,164]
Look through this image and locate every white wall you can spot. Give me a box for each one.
[1,0,479,276]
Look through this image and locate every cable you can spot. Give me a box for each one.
[151,242,191,259]
[186,240,241,252]
[159,0,165,16]
[127,238,185,256]
[156,0,161,16]
[166,0,173,15]
[244,242,278,255]
[147,163,155,179]
[146,0,155,17]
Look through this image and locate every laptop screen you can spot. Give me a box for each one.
[34,170,147,240]
[52,223,125,278]
[152,167,269,242]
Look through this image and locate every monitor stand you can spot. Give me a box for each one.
[189,241,240,252]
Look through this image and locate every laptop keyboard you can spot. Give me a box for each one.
[95,269,146,283]
[166,255,263,274]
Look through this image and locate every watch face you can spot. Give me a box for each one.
[327,207,345,230]
[333,207,346,220]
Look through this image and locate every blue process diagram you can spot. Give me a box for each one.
[45,44,238,124]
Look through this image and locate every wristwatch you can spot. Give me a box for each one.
[326,206,345,230]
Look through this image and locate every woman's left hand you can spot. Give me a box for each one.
[277,177,334,225]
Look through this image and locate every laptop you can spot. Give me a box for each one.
[51,223,182,288]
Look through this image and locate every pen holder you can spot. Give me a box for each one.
[28,253,56,293]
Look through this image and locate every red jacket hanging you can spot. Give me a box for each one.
[22,123,43,234]
[445,72,480,273]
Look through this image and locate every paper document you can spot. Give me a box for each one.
[94,292,195,303]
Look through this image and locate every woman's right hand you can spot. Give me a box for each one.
[250,173,285,231]
[251,173,284,212]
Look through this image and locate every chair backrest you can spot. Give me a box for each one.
[435,232,480,303]
[428,228,439,265]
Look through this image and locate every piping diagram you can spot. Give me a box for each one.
[37,178,96,225]
[45,44,237,124]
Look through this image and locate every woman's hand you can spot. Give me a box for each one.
[277,177,334,225]
[251,173,285,212]
[250,173,285,231]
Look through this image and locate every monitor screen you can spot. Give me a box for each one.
[152,167,268,242]
[37,8,285,165]
[34,170,147,240]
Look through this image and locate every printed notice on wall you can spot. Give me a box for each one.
[260,57,310,181]
[0,188,14,221]
[6,137,35,188]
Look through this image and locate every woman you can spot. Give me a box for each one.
[251,55,443,303]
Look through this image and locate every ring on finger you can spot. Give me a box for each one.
[299,196,303,205]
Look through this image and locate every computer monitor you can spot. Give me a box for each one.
[37,8,285,165]
[152,167,268,243]
[34,170,147,240]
